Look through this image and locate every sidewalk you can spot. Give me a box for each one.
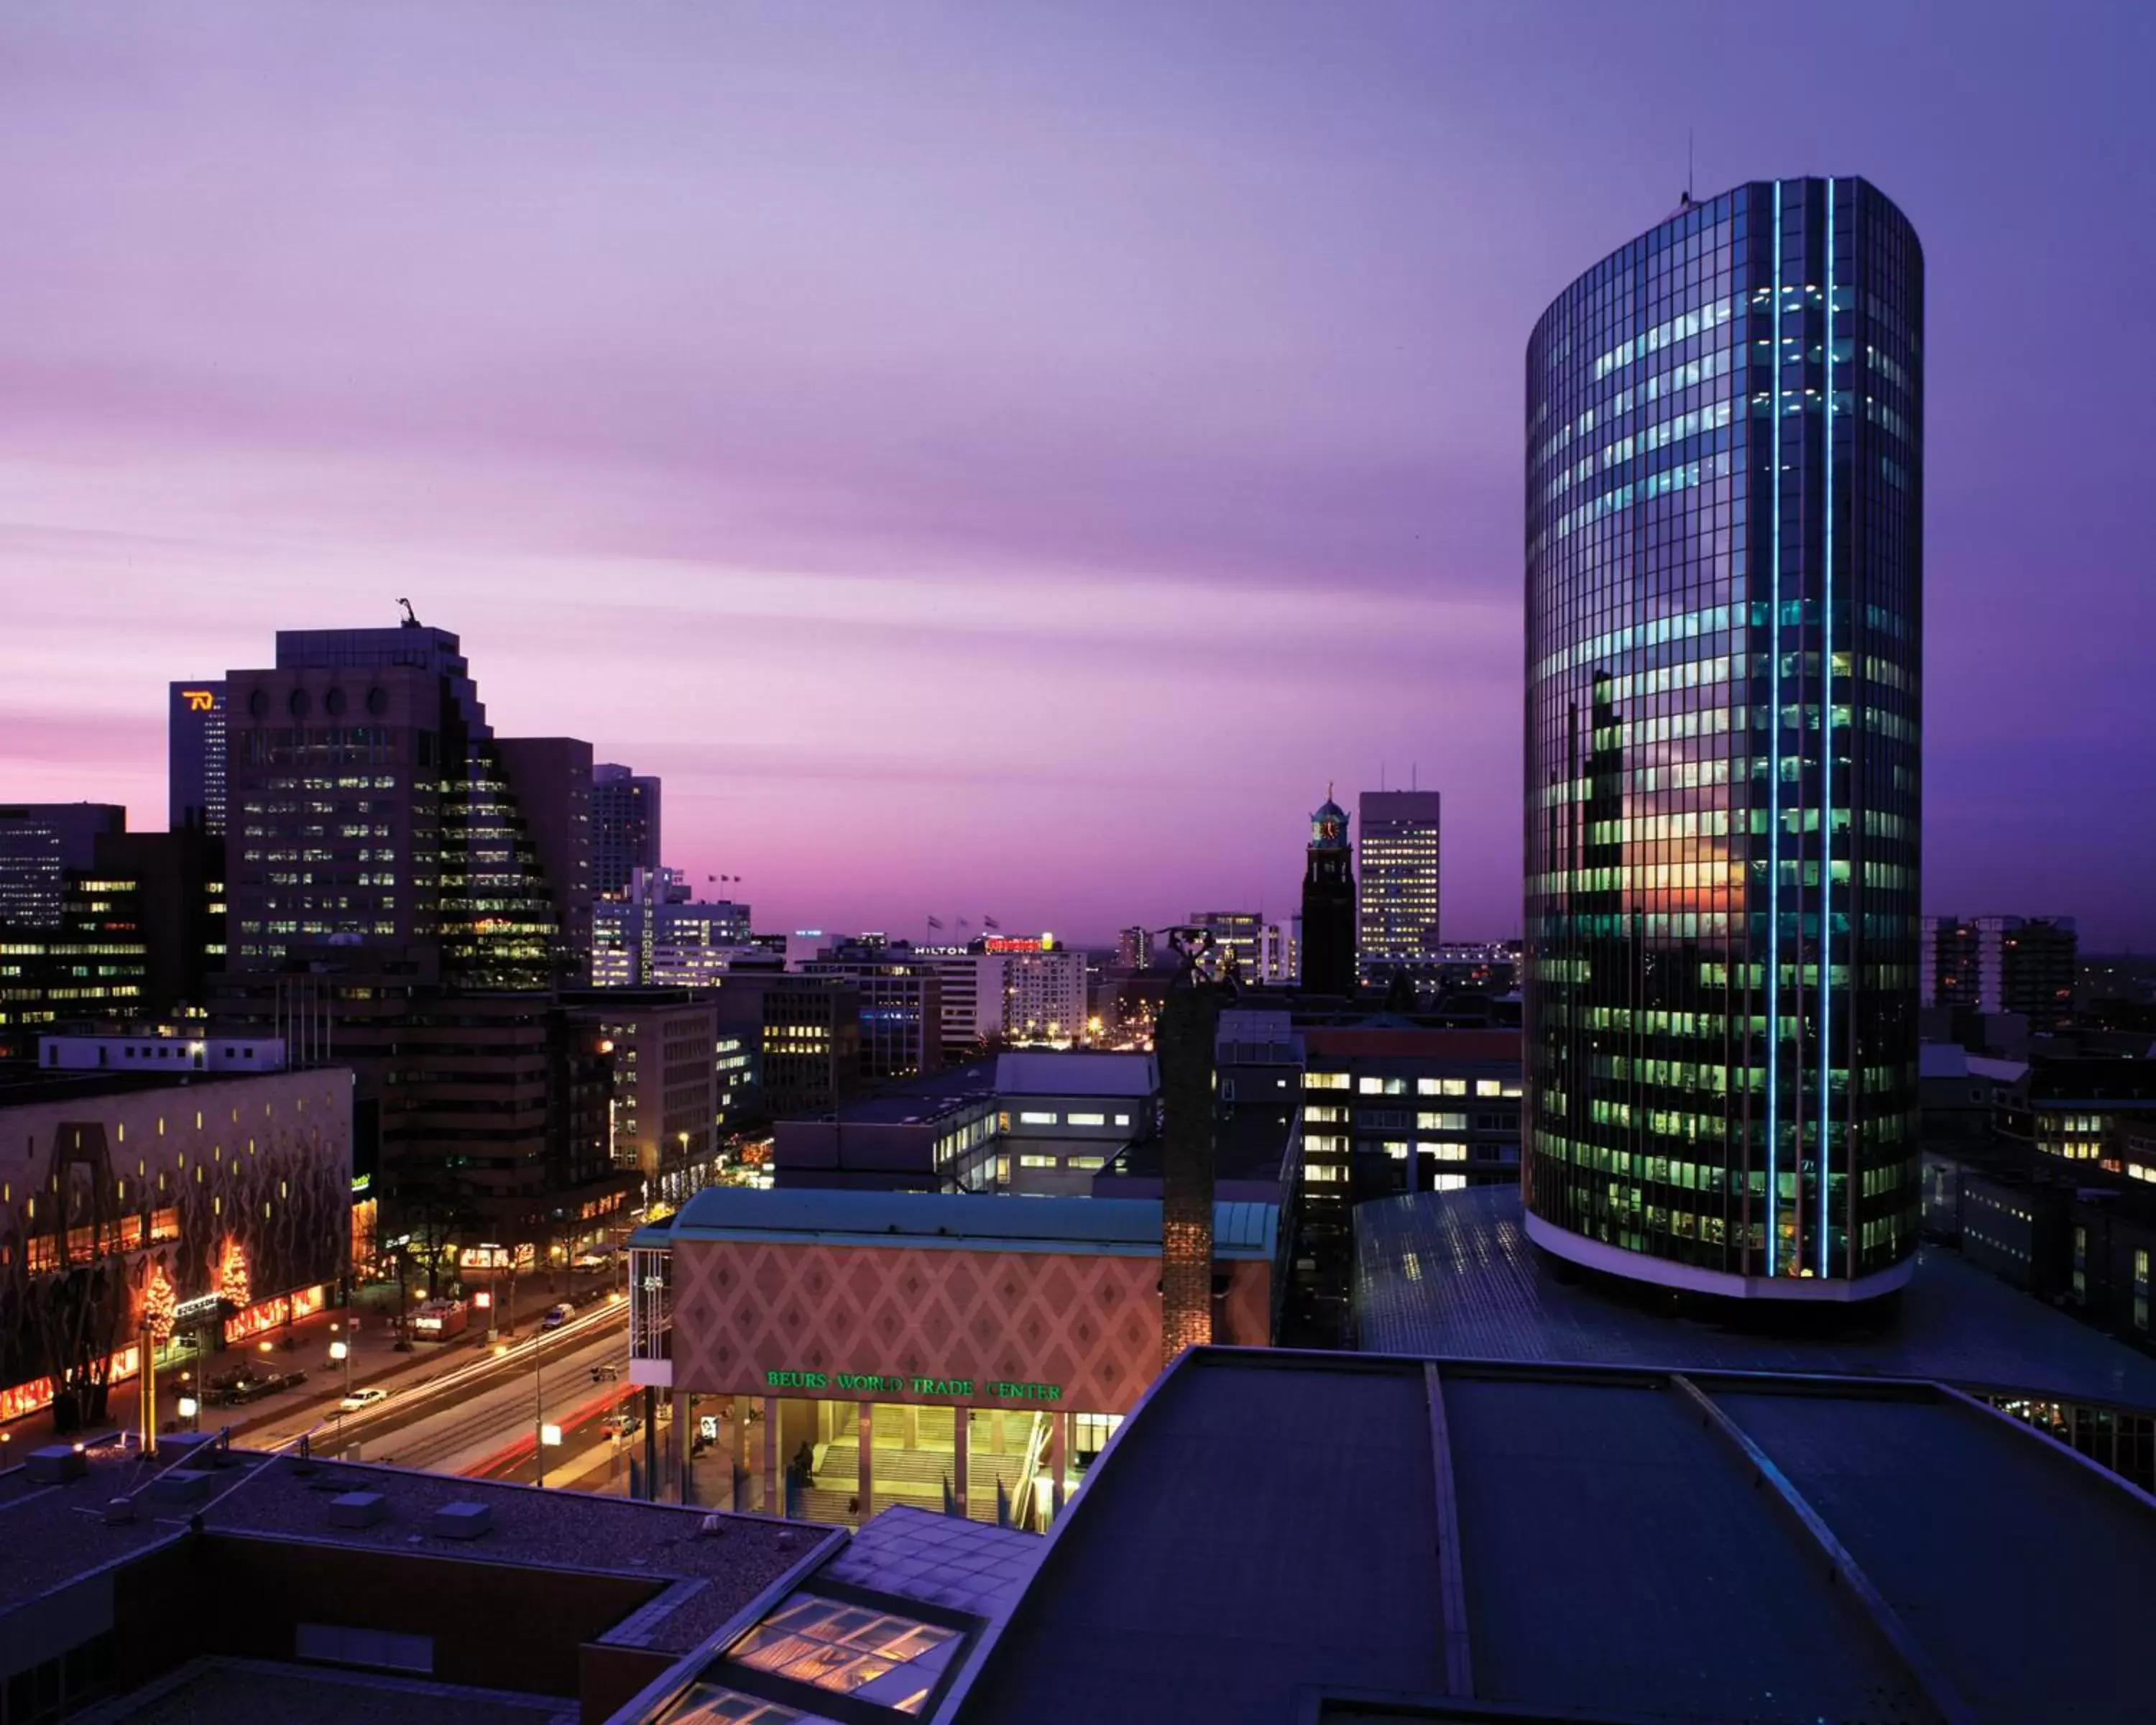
[3,1269,623,1450]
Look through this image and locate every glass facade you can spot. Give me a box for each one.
[1523,179,1923,1296]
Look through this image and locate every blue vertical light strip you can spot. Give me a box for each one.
[1765,180,1784,1278]
[1819,178,1835,1281]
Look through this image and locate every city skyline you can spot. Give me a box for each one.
[4,4,2152,946]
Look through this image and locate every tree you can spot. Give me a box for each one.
[140,1260,178,1346]
[218,1236,251,1313]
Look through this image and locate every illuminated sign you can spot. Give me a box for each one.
[351,1173,372,1195]
[765,1368,1061,1402]
[984,935,1057,954]
[174,1293,223,1321]
[179,689,218,712]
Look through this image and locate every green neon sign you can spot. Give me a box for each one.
[764,1368,1061,1402]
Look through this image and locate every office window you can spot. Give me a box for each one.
[1018,1111,1057,1126]
[1067,1112,1106,1126]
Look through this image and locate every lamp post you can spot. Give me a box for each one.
[330,1338,351,1401]
[534,1358,563,1487]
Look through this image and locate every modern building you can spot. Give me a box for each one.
[1113,926,1151,970]
[0,865,150,1059]
[0,1060,353,1429]
[590,868,754,988]
[800,939,945,1083]
[224,618,587,990]
[711,970,863,1120]
[1524,178,1925,1299]
[1184,911,1295,985]
[627,1187,1281,1527]
[0,802,126,928]
[168,678,229,834]
[985,938,1088,1048]
[1923,914,2079,1030]
[1355,789,1441,984]
[1297,793,1355,997]
[91,822,227,1018]
[591,761,663,898]
[563,993,722,1205]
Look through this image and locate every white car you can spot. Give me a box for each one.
[540,1302,576,1329]
[338,1386,389,1414]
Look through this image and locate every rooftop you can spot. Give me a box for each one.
[1299,1026,1520,1062]
[1355,1185,2156,1409]
[646,1187,1277,1261]
[0,1438,826,1655]
[78,1658,579,1725]
[0,1060,326,1111]
[802,1059,1000,1127]
[944,1347,2156,1725]
[991,1051,1158,1098]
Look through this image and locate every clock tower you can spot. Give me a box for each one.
[1300,788,1356,996]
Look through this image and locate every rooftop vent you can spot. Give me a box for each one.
[103,1497,137,1526]
[699,1513,728,1537]
[150,1469,213,1507]
[431,1501,492,1541]
[26,1445,88,1485]
[331,1491,388,1530]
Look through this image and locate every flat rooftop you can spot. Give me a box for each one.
[0,1062,315,1110]
[991,1051,1158,1098]
[1355,1185,2156,1409]
[802,1059,1000,1126]
[647,1187,1276,1261]
[0,1440,827,1656]
[78,1658,578,1724]
[946,1347,2156,1725]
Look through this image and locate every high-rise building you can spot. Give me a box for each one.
[168,680,229,834]
[224,620,586,989]
[1299,793,1355,997]
[591,763,662,898]
[0,804,126,928]
[1357,789,1442,984]
[591,867,753,987]
[1115,925,1153,970]
[1922,915,2078,1030]
[798,938,944,1082]
[1524,179,1924,1300]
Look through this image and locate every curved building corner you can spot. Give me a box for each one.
[1522,179,1925,1300]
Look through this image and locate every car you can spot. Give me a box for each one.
[571,1249,612,1272]
[540,1302,576,1330]
[338,1386,389,1414]
[600,1410,641,1438]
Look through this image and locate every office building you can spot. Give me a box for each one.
[168,678,229,834]
[0,802,126,928]
[1114,925,1152,970]
[1923,914,2079,1030]
[1356,789,1441,983]
[1524,178,1925,1298]
[564,993,722,1205]
[0,867,149,1059]
[1184,911,1296,985]
[224,619,586,990]
[800,939,945,1082]
[711,970,864,1120]
[1298,793,1355,997]
[591,868,754,988]
[592,761,663,898]
[91,823,226,1018]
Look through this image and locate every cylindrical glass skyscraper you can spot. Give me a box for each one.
[1524,179,1923,1300]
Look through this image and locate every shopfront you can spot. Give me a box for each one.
[630,1188,1279,1526]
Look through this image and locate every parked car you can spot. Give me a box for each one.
[540,1302,576,1330]
[338,1386,389,1414]
[600,1409,641,1438]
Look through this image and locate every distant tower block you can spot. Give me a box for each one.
[1156,930,1225,1359]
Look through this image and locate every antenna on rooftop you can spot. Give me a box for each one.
[1683,129,1695,206]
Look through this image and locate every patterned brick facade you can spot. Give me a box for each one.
[670,1238,1268,1414]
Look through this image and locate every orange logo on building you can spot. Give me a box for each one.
[180,689,217,712]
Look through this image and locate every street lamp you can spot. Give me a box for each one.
[329,1338,351,1401]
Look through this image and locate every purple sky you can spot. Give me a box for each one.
[4,3,2151,948]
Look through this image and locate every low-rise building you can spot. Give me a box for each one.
[0,1060,353,1428]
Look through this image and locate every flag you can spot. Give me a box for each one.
[983,916,1000,931]
[926,916,944,931]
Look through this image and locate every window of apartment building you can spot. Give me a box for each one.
[1018,1110,1057,1126]
[1019,1154,1058,1169]
[1418,1078,1468,1096]
[1305,1072,1350,1090]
